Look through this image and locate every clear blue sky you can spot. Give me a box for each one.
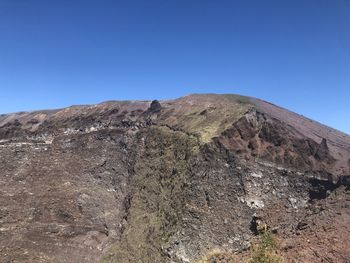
[0,0,349,134]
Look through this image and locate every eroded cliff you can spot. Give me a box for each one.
[0,94,349,263]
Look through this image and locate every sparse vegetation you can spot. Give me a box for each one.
[193,230,282,263]
[194,249,235,263]
[101,126,199,263]
[248,231,282,263]
[160,94,253,143]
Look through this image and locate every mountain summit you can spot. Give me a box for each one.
[0,94,349,262]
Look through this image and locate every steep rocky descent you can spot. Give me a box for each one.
[0,94,349,263]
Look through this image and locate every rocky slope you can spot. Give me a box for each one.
[0,94,349,263]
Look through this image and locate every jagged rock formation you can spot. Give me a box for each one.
[0,94,349,263]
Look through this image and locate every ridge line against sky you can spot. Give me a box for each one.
[0,0,349,134]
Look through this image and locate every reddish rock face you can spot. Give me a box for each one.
[0,94,349,263]
[216,110,337,175]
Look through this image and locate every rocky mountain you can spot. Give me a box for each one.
[0,94,349,263]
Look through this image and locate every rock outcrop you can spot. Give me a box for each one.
[0,94,349,263]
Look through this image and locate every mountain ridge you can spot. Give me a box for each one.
[1,94,348,176]
[1,93,349,136]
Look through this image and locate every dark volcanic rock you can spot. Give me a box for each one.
[0,94,349,263]
[149,99,162,112]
